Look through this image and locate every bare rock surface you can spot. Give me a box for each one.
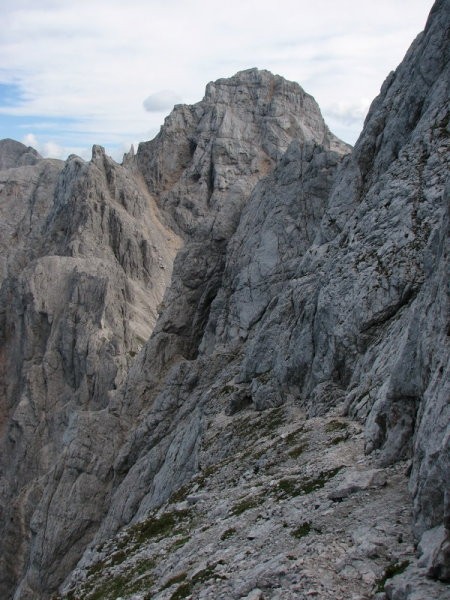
[58,405,450,600]
[0,146,181,598]
[0,139,42,170]
[86,2,449,591]
[0,69,345,599]
[0,2,449,599]
[72,2,449,597]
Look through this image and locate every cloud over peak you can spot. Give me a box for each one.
[0,0,435,160]
[143,90,182,112]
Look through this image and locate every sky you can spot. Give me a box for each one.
[0,0,435,162]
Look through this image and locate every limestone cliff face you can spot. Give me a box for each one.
[0,143,180,598]
[81,0,448,594]
[0,2,449,599]
[0,70,344,599]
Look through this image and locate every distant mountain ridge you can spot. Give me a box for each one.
[0,1,448,598]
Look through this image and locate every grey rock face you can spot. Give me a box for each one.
[0,146,180,598]
[0,69,344,599]
[328,468,387,501]
[1,2,449,598]
[77,70,350,550]
[86,0,448,591]
[0,139,42,170]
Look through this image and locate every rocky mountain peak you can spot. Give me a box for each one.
[0,2,449,599]
[0,138,42,170]
[136,68,349,241]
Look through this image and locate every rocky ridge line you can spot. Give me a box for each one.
[63,2,449,597]
[0,69,347,599]
[0,1,448,598]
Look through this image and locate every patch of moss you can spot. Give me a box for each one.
[291,522,311,539]
[161,572,188,590]
[325,420,348,432]
[288,443,307,458]
[221,527,236,541]
[376,560,410,592]
[169,581,193,600]
[230,495,264,516]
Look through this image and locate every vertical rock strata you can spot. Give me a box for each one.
[0,142,181,598]
[0,1,448,598]
[0,71,347,598]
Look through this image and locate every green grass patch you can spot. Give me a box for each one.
[169,581,193,600]
[325,420,348,432]
[194,463,221,488]
[169,483,191,504]
[230,495,264,516]
[170,535,191,551]
[329,434,348,445]
[128,558,155,577]
[220,527,236,541]
[161,572,188,591]
[191,565,217,585]
[276,467,343,499]
[288,443,307,458]
[376,560,410,592]
[221,385,236,396]
[258,406,285,433]
[127,509,191,545]
[291,522,311,539]
[283,427,305,445]
[76,556,156,600]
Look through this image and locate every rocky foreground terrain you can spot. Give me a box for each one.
[0,1,449,599]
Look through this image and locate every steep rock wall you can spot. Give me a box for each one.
[0,69,345,599]
[0,144,180,599]
[73,0,449,590]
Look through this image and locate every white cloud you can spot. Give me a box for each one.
[21,132,90,160]
[2,0,435,159]
[143,90,182,112]
[22,133,39,149]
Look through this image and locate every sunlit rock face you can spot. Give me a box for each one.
[0,68,345,599]
[0,2,448,598]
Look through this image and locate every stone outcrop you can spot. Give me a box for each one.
[94,0,448,585]
[0,69,348,599]
[0,143,181,598]
[0,1,448,598]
